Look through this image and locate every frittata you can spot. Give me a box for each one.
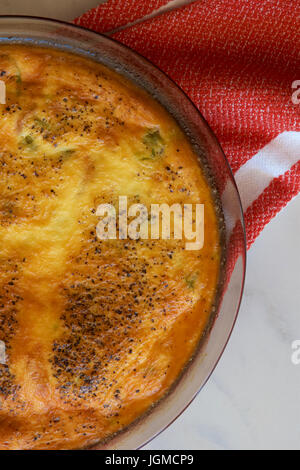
[0,45,222,450]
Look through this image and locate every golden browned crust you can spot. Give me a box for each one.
[0,45,221,450]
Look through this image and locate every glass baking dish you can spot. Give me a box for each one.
[0,16,246,450]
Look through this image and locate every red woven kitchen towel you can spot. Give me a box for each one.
[75,0,300,249]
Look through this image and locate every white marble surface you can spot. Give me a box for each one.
[0,0,103,20]
[0,0,299,451]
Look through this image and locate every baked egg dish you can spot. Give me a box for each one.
[0,45,222,450]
